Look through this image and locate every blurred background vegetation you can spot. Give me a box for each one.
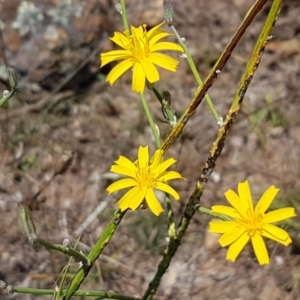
[0,0,300,299]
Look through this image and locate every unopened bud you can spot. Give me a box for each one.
[17,199,37,241]
[54,150,74,175]
[162,91,171,106]
[163,0,173,23]
[8,68,18,88]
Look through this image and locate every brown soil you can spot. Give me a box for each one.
[0,1,300,299]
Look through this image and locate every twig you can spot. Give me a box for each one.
[142,1,281,299]
[10,286,140,299]
[63,209,127,300]
[159,0,269,154]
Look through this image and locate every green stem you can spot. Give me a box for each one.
[139,93,175,235]
[169,25,221,123]
[17,200,90,266]
[165,193,176,239]
[0,69,18,107]
[142,0,280,299]
[0,89,14,107]
[64,209,126,300]
[139,93,161,148]
[150,86,163,105]
[120,0,129,32]
[150,87,177,127]
[159,0,269,155]
[198,206,232,221]
[56,251,77,300]
[35,237,90,266]
[13,287,139,299]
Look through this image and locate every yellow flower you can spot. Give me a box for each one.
[106,146,184,216]
[209,180,296,265]
[100,21,183,93]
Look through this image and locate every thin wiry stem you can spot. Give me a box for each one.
[142,1,281,298]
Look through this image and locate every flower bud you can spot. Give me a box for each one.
[163,0,174,23]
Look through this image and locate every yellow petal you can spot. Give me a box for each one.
[106,59,133,85]
[110,31,130,49]
[138,146,149,168]
[128,186,146,210]
[150,149,163,168]
[158,171,184,182]
[263,207,296,223]
[149,32,174,47]
[145,187,164,216]
[238,180,253,212]
[116,186,144,211]
[132,62,146,93]
[226,232,250,262]
[209,220,238,234]
[219,227,246,247]
[146,21,165,40]
[106,178,137,194]
[261,223,292,246]
[157,157,176,172]
[251,234,269,265]
[111,165,136,178]
[101,49,131,67]
[224,189,247,217]
[149,53,179,72]
[150,42,183,53]
[131,24,145,39]
[115,155,137,171]
[116,189,133,211]
[155,182,180,200]
[141,58,160,84]
[211,205,238,219]
[255,185,279,215]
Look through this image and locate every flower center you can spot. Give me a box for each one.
[126,26,149,61]
[236,210,263,237]
[136,167,155,188]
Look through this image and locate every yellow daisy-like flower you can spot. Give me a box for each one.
[209,180,296,265]
[106,145,184,216]
[100,21,183,93]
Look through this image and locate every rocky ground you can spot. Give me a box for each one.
[0,0,300,299]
